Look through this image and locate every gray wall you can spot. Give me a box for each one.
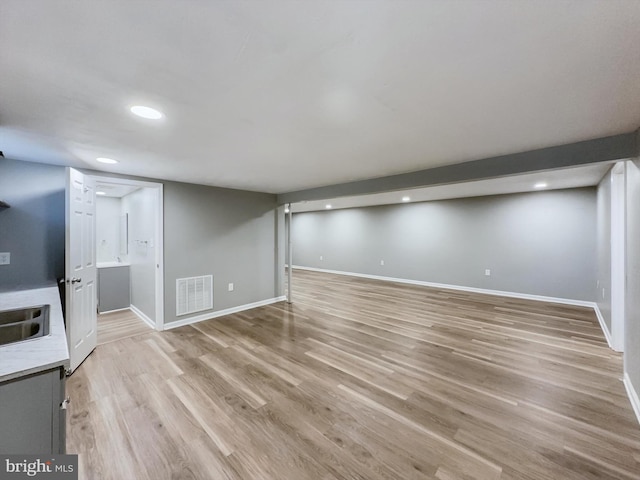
[625,158,640,398]
[163,181,280,325]
[0,159,65,291]
[0,159,283,325]
[596,169,612,332]
[122,187,157,321]
[292,188,597,301]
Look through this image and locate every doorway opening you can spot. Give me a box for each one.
[92,176,164,344]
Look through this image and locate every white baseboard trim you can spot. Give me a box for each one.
[98,306,130,314]
[164,296,287,330]
[592,304,615,350]
[130,304,156,330]
[292,265,596,307]
[623,373,640,426]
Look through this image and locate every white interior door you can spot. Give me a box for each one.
[65,168,97,373]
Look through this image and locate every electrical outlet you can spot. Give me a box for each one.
[319,255,323,261]
[228,283,234,292]
[485,269,491,276]
[380,260,385,266]
[0,252,10,265]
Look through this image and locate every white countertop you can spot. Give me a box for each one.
[97,261,130,268]
[0,286,70,382]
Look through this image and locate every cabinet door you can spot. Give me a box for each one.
[51,368,66,454]
[0,369,60,454]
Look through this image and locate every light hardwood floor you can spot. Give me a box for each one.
[97,309,153,345]
[67,269,640,479]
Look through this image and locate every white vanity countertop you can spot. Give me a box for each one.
[0,286,69,382]
[97,261,130,268]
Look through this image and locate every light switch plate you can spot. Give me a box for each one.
[228,283,234,292]
[0,252,10,265]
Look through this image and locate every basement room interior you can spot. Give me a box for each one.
[1,1,639,479]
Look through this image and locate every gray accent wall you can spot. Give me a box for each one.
[596,169,612,332]
[291,188,596,301]
[625,158,640,399]
[0,159,65,291]
[163,181,280,325]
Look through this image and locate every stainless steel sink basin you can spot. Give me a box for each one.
[0,305,50,346]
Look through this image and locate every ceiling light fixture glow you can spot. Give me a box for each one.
[325,204,332,209]
[96,157,118,164]
[130,105,163,120]
[284,208,290,213]
[96,191,106,196]
[534,182,548,189]
[402,196,411,202]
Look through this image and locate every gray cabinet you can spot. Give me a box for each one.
[0,366,66,454]
[98,265,130,313]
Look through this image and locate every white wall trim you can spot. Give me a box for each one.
[98,306,130,314]
[293,265,597,306]
[155,183,165,332]
[623,373,640,426]
[610,163,626,352]
[292,265,614,346]
[592,304,614,350]
[130,304,156,329]
[164,296,287,330]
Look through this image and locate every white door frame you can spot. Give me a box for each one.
[610,162,626,351]
[287,204,293,303]
[90,175,165,331]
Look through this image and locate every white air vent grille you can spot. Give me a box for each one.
[176,275,213,316]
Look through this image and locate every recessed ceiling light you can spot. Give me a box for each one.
[534,182,548,189]
[325,204,332,209]
[130,105,163,120]
[96,191,106,196]
[402,196,411,202]
[96,157,118,164]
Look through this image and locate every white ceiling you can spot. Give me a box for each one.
[290,163,613,212]
[1,1,639,194]
[95,182,140,199]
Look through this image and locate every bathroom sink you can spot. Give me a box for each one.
[0,305,50,347]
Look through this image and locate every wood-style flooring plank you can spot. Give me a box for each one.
[97,308,153,345]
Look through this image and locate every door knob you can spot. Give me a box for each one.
[71,277,82,284]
